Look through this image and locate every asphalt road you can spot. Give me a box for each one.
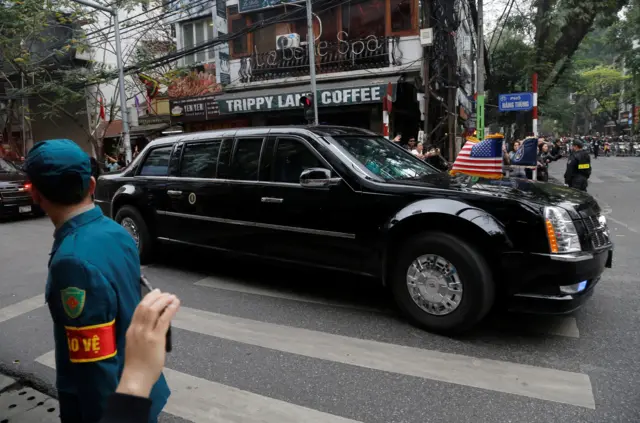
[1,156,639,423]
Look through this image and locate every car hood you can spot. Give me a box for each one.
[394,172,597,217]
[0,171,28,184]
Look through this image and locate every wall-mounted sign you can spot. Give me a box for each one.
[219,52,231,85]
[498,92,533,112]
[169,95,219,122]
[216,0,226,18]
[219,84,395,114]
[238,0,302,13]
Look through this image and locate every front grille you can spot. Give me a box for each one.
[0,189,29,200]
[0,189,30,201]
[582,215,610,249]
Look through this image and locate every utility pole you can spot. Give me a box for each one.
[476,0,485,141]
[422,0,431,137]
[21,72,27,157]
[305,0,319,125]
[69,0,132,162]
[447,33,456,162]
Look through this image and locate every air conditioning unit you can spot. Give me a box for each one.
[275,33,301,50]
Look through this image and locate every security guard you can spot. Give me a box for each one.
[24,139,170,423]
[564,139,591,191]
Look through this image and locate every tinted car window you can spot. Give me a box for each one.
[230,138,263,181]
[0,158,20,174]
[180,141,221,178]
[273,138,323,183]
[139,146,172,176]
[216,139,234,179]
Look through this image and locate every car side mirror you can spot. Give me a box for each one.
[300,168,341,188]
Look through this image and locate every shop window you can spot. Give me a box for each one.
[252,9,280,53]
[230,138,264,180]
[180,141,221,178]
[273,138,323,184]
[228,6,251,57]
[390,0,414,34]
[139,146,172,177]
[341,0,386,39]
[181,18,215,65]
[317,7,339,42]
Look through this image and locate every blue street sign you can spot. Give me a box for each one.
[498,92,533,112]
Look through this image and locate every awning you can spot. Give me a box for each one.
[215,75,401,115]
[131,123,169,134]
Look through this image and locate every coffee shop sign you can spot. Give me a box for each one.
[221,85,388,114]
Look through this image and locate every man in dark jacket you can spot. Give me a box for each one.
[593,138,600,159]
[564,139,591,191]
[550,140,562,161]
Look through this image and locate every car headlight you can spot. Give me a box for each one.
[544,206,581,253]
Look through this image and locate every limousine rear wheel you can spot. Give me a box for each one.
[391,232,494,334]
[115,205,153,264]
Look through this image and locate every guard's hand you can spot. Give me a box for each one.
[117,290,180,398]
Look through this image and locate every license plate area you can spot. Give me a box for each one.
[19,205,31,213]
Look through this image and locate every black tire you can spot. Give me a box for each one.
[390,232,495,334]
[114,205,154,264]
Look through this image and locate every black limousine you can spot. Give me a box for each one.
[95,126,613,333]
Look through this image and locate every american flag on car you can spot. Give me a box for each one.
[450,136,504,179]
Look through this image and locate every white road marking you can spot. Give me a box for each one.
[0,295,44,324]
[173,307,596,409]
[195,277,385,314]
[607,216,639,234]
[588,176,603,183]
[36,351,361,423]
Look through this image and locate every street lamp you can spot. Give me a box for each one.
[69,0,132,163]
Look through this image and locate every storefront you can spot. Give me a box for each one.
[168,75,418,135]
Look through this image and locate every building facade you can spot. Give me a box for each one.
[169,0,423,138]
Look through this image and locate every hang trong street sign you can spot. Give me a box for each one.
[498,93,533,112]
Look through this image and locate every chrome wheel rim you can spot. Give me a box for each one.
[121,217,140,249]
[406,254,463,316]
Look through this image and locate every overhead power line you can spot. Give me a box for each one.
[82,0,212,45]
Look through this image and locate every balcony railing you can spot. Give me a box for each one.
[239,36,400,83]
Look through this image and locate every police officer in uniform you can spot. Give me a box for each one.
[564,139,591,191]
[24,139,170,423]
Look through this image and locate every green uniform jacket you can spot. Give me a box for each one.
[46,206,170,423]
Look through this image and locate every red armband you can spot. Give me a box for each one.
[65,320,117,363]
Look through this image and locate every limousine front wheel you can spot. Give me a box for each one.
[115,205,153,264]
[391,232,494,334]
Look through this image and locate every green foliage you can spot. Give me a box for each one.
[578,66,630,116]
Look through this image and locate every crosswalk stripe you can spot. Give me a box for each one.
[0,295,44,324]
[173,306,595,409]
[194,277,385,314]
[35,351,362,423]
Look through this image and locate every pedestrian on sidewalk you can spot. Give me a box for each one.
[24,139,170,423]
[564,139,591,192]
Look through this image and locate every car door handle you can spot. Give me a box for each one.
[167,190,183,197]
[261,197,283,204]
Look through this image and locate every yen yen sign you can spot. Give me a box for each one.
[188,193,197,205]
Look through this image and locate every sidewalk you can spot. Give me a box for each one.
[0,373,58,423]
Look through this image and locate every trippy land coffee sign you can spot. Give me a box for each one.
[219,84,395,114]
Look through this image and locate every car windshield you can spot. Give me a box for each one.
[331,135,438,181]
[0,158,19,173]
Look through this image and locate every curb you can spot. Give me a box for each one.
[0,364,57,399]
